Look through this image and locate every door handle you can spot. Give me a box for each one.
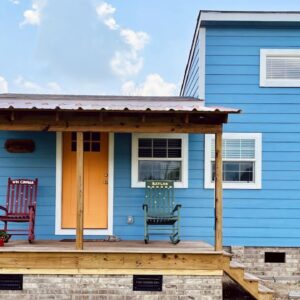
[104,180,108,184]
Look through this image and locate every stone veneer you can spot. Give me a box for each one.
[229,246,300,300]
[0,274,223,300]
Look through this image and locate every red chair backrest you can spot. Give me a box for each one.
[6,178,38,215]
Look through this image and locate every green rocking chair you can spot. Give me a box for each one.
[143,180,181,244]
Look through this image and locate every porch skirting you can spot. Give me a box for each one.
[0,274,223,300]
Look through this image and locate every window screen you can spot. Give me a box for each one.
[210,137,256,183]
[266,56,300,80]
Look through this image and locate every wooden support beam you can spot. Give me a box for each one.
[214,130,223,251]
[0,123,222,134]
[76,132,84,250]
[10,111,15,122]
[185,114,189,124]
[0,268,223,276]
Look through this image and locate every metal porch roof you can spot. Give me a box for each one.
[0,94,240,114]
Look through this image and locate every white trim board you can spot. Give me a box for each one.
[200,11,300,23]
[131,133,189,188]
[198,27,206,100]
[55,133,114,236]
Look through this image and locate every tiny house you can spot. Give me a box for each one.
[2,9,300,299]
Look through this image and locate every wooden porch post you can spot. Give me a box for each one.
[76,132,84,250]
[214,130,223,251]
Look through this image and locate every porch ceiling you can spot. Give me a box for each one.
[0,93,240,133]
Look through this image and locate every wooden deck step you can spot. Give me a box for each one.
[244,272,260,282]
[289,291,300,299]
[230,261,245,269]
[258,284,273,294]
[224,259,274,300]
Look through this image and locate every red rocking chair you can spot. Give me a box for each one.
[0,178,38,243]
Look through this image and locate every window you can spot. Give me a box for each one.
[260,49,300,87]
[205,133,262,189]
[131,133,188,188]
[71,132,101,152]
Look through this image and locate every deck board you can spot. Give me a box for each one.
[0,240,220,254]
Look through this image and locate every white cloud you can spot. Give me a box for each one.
[120,29,150,51]
[34,0,150,85]
[0,77,8,94]
[96,2,119,30]
[9,0,20,4]
[15,76,42,92]
[96,2,115,16]
[15,76,61,93]
[95,2,150,78]
[20,0,46,27]
[103,17,119,30]
[111,50,143,77]
[121,74,178,96]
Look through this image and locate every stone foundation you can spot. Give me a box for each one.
[0,274,223,300]
[229,246,300,300]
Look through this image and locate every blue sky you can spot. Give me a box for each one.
[0,0,300,96]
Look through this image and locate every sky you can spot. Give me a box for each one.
[0,0,300,96]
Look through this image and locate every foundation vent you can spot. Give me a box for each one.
[133,275,163,291]
[265,252,286,263]
[0,275,23,290]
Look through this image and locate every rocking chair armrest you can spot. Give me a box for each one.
[0,205,7,213]
[142,204,148,211]
[172,204,182,213]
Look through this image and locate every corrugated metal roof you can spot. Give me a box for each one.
[0,94,240,113]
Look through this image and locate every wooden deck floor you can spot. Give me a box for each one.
[0,240,230,275]
[0,240,218,254]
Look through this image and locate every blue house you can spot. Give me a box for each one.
[181,10,300,298]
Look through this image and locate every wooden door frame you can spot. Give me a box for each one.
[55,132,114,235]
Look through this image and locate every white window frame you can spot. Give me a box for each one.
[131,133,188,188]
[204,133,262,189]
[260,49,300,87]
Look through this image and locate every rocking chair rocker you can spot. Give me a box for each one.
[0,178,38,243]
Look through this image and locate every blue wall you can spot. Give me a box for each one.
[0,131,57,240]
[114,133,215,243]
[181,34,200,98]
[0,132,215,244]
[204,26,300,246]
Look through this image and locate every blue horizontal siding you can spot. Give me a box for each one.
[0,132,58,240]
[113,133,215,241]
[205,26,300,247]
[181,33,200,98]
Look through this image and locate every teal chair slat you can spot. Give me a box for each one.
[143,180,181,244]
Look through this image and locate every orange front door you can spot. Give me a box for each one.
[62,132,108,229]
